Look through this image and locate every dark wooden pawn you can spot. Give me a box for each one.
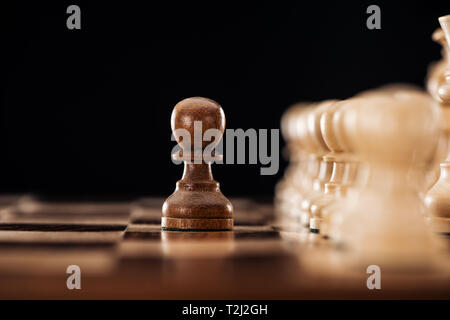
[162,97,233,231]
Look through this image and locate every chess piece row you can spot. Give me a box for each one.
[275,14,450,269]
[276,86,443,268]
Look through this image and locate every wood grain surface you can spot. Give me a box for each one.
[0,196,448,299]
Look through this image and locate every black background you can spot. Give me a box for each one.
[1,1,449,198]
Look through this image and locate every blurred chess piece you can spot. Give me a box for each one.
[309,98,364,238]
[276,101,339,233]
[338,92,441,270]
[425,15,450,234]
[275,103,310,228]
[362,84,444,195]
[309,101,343,236]
[299,101,336,230]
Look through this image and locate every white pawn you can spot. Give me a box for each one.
[338,92,442,270]
[299,101,336,230]
[276,103,310,228]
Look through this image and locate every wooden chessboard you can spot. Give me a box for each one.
[0,195,449,299]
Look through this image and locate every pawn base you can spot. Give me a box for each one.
[161,217,233,231]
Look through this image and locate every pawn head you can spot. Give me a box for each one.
[171,97,225,152]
